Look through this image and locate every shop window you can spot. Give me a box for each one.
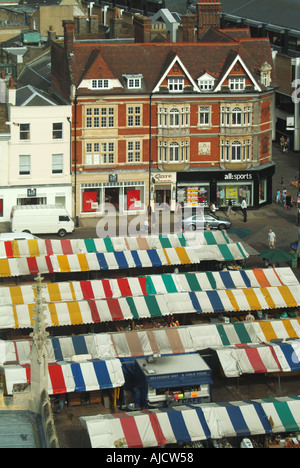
[217,183,252,207]
[259,179,267,204]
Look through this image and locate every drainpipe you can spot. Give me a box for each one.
[148,91,153,210]
[74,95,79,227]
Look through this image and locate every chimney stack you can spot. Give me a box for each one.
[63,20,75,52]
[133,15,151,43]
[196,0,222,40]
[181,14,196,42]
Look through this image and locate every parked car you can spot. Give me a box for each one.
[0,232,39,241]
[182,213,232,231]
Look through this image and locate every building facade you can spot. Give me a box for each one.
[0,81,72,222]
[50,8,276,219]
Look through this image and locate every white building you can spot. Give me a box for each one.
[0,82,72,222]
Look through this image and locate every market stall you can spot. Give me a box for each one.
[80,396,300,448]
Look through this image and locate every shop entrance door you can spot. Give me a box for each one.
[155,186,171,209]
[105,187,119,211]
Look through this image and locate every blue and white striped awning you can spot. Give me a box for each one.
[81,396,300,448]
[2,358,124,395]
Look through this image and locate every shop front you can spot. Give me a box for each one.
[0,185,72,222]
[150,172,177,212]
[176,163,275,210]
[81,175,146,215]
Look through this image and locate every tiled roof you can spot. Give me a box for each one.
[0,104,9,134]
[69,36,275,95]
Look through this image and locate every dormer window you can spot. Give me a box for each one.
[198,73,215,91]
[168,77,184,92]
[123,74,143,90]
[91,79,110,89]
[229,77,245,91]
[260,62,272,87]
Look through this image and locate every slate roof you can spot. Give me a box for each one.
[0,410,46,448]
[16,85,59,106]
[17,49,51,92]
[68,34,275,96]
[220,0,300,32]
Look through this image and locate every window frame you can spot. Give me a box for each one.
[229,77,245,91]
[168,77,184,93]
[52,153,64,174]
[19,154,31,175]
[52,122,63,140]
[19,123,30,141]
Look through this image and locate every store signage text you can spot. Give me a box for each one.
[224,173,253,181]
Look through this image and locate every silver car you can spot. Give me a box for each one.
[183,213,232,231]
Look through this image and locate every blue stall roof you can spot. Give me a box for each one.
[136,353,211,388]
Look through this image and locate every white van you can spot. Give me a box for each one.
[10,205,74,237]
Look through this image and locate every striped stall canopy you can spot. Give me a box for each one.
[0,232,231,259]
[2,267,296,307]
[258,396,300,433]
[2,358,124,395]
[82,395,300,448]
[216,340,300,377]
[2,285,300,329]
[5,319,300,365]
[80,405,211,448]
[0,243,248,278]
[201,400,273,439]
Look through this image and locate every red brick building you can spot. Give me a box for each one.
[51,3,276,219]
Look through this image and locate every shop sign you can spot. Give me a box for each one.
[154,173,175,183]
[109,174,118,183]
[224,172,253,181]
[27,188,37,197]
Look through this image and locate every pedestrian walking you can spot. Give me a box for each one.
[226,199,235,217]
[280,135,285,152]
[268,229,276,249]
[241,198,247,222]
[285,192,292,209]
[209,202,216,215]
[276,189,281,203]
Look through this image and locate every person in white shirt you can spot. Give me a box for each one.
[241,198,247,222]
[268,229,276,249]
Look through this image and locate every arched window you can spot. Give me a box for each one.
[169,108,180,127]
[232,107,242,125]
[169,142,180,162]
[232,141,242,160]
